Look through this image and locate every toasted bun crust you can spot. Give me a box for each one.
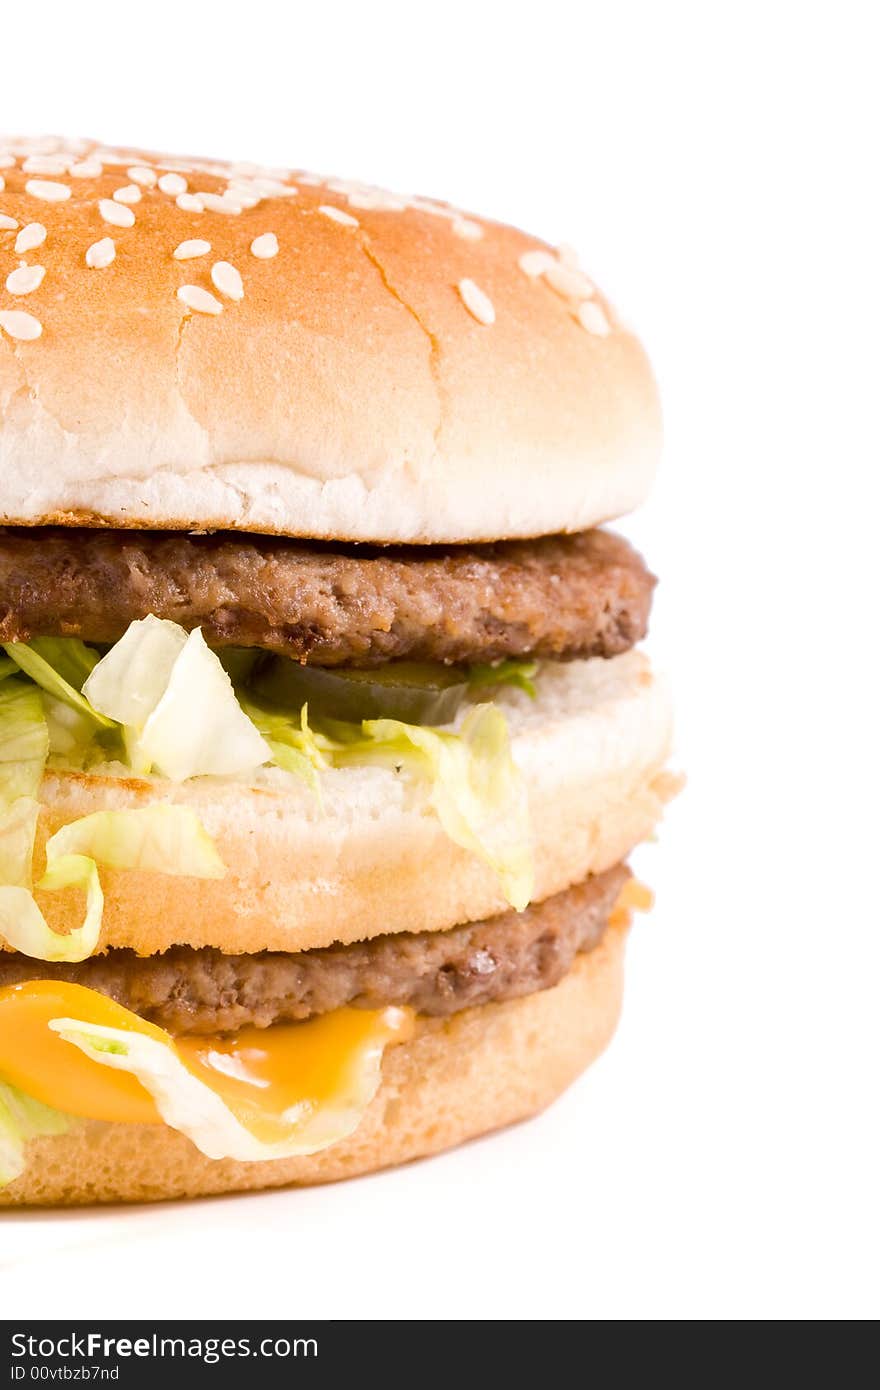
[0,137,660,543]
[18,652,674,955]
[1,925,626,1205]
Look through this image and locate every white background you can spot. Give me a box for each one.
[1,1,877,1320]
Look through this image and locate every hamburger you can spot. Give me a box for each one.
[0,135,676,1206]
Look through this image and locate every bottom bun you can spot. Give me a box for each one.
[3,923,627,1207]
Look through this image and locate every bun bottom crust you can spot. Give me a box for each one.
[1,924,627,1207]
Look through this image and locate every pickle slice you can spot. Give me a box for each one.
[250,659,470,725]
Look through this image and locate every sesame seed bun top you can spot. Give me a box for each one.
[0,136,661,544]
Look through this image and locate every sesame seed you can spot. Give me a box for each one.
[457,278,495,325]
[85,237,116,269]
[0,155,14,170]
[22,155,68,176]
[0,176,4,193]
[0,309,42,341]
[544,263,595,300]
[68,159,103,178]
[251,178,298,197]
[16,138,60,156]
[174,239,212,260]
[224,183,261,209]
[99,199,135,228]
[318,204,359,227]
[5,264,45,295]
[127,166,157,186]
[14,223,46,254]
[345,191,385,210]
[577,301,611,336]
[211,261,244,301]
[113,184,142,205]
[452,217,484,241]
[518,249,556,278]
[158,173,188,195]
[25,179,71,203]
[176,193,204,213]
[250,232,279,259]
[408,196,450,217]
[557,243,580,268]
[199,192,243,215]
[0,214,18,231]
[177,285,223,315]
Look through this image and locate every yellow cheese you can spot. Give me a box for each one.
[0,979,412,1142]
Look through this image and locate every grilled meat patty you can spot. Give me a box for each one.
[0,526,653,667]
[0,865,629,1034]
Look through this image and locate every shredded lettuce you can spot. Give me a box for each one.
[0,624,228,960]
[2,640,116,767]
[0,797,40,887]
[0,805,226,962]
[468,659,538,699]
[17,637,102,692]
[241,697,327,799]
[46,805,227,879]
[0,672,104,960]
[0,685,50,893]
[337,705,533,911]
[0,681,50,806]
[3,641,114,730]
[42,695,103,763]
[0,1081,69,1187]
[1,618,534,918]
[48,1012,399,1162]
[0,851,104,963]
[84,617,271,781]
[82,616,187,731]
[246,696,534,910]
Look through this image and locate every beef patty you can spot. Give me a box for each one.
[0,865,628,1034]
[0,527,653,667]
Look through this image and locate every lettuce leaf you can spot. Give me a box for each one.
[0,1081,69,1187]
[0,806,225,962]
[240,697,327,799]
[0,625,234,961]
[241,687,533,909]
[350,706,533,911]
[19,637,102,692]
[0,681,50,806]
[1,621,533,917]
[3,641,114,730]
[0,797,40,887]
[42,694,105,763]
[82,615,187,731]
[468,659,538,699]
[0,852,103,964]
[1,643,115,765]
[0,686,50,894]
[245,702,529,911]
[0,624,230,961]
[84,617,271,781]
[47,805,227,879]
[48,1011,402,1162]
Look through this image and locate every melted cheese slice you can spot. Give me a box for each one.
[0,980,412,1151]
